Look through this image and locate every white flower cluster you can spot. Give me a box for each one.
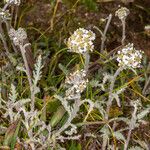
[5,0,21,5]
[0,8,10,21]
[9,28,27,46]
[117,43,143,68]
[67,28,95,54]
[65,69,88,99]
[115,7,130,20]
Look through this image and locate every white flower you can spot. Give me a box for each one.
[117,43,143,69]
[5,0,21,5]
[0,8,11,21]
[115,7,130,20]
[9,28,27,46]
[67,28,95,54]
[65,69,88,99]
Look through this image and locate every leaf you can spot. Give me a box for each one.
[58,63,68,75]
[114,131,125,141]
[16,66,26,72]
[89,79,100,87]
[137,107,150,120]
[3,119,21,148]
[10,120,21,150]
[33,55,43,87]
[9,84,17,102]
[69,141,82,150]
[50,106,66,127]
[134,139,149,150]
[100,125,110,137]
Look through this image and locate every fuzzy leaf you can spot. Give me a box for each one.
[58,63,68,75]
[89,79,100,87]
[137,108,150,120]
[16,66,26,72]
[33,55,43,86]
[114,131,125,141]
[3,119,21,147]
[9,84,17,102]
[10,120,21,150]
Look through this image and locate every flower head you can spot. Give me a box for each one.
[67,28,95,54]
[65,69,88,99]
[117,43,143,68]
[5,0,21,5]
[115,7,130,20]
[9,28,27,46]
[0,8,11,21]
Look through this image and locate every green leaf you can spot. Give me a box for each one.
[50,106,66,127]
[69,141,82,150]
[3,119,21,149]
[10,120,21,150]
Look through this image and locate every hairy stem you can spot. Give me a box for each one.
[106,66,124,119]
[0,22,10,55]
[101,14,112,53]
[3,3,10,11]
[84,52,90,72]
[102,136,107,150]
[124,104,137,150]
[50,0,60,31]
[142,62,150,95]
[19,45,34,111]
[121,19,126,45]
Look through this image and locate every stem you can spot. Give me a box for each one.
[0,22,10,55]
[3,3,10,11]
[101,14,112,53]
[50,0,60,30]
[102,136,107,150]
[124,104,137,150]
[19,45,34,111]
[121,19,126,45]
[106,66,124,119]
[14,6,18,28]
[142,62,150,95]
[124,128,132,150]
[84,52,90,72]
[142,76,150,95]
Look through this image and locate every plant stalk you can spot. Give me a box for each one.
[121,19,126,45]
[19,45,35,111]
[106,66,124,119]
[101,14,112,53]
